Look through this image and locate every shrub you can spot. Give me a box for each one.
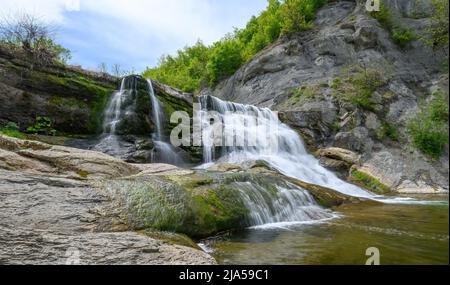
[408,92,449,158]
[426,0,449,57]
[333,66,385,111]
[0,122,26,139]
[26,116,57,136]
[377,122,399,141]
[392,27,417,48]
[370,1,394,31]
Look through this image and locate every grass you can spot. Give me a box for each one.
[408,92,449,159]
[377,122,399,141]
[331,66,385,111]
[0,122,27,139]
[408,91,449,159]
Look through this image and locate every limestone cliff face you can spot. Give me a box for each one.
[202,0,449,193]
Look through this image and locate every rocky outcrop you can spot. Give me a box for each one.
[0,135,215,265]
[1,135,360,246]
[0,44,119,134]
[202,0,449,194]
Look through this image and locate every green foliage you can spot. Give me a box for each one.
[142,41,210,92]
[370,1,394,31]
[280,0,326,35]
[206,37,244,85]
[143,0,327,92]
[408,92,449,158]
[377,122,399,141]
[371,1,417,48]
[426,0,449,56]
[26,116,57,136]
[0,122,27,139]
[392,27,417,48]
[332,66,385,111]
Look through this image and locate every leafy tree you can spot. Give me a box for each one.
[207,36,244,85]
[143,0,327,92]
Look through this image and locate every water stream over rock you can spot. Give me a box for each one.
[198,95,374,198]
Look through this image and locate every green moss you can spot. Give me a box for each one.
[76,170,89,178]
[140,229,200,249]
[350,169,391,194]
[0,129,27,139]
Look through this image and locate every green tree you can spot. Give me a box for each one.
[207,36,244,85]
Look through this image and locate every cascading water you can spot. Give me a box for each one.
[147,79,183,165]
[95,78,129,157]
[96,76,183,165]
[198,95,375,199]
[236,181,336,228]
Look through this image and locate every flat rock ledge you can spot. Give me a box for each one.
[0,135,215,265]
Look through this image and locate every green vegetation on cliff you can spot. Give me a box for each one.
[143,0,327,92]
[408,91,449,158]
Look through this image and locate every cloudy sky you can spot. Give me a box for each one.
[1,0,267,73]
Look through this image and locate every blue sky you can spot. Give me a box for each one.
[2,0,268,73]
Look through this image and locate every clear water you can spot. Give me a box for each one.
[207,198,449,265]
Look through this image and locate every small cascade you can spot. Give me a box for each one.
[147,79,183,165]
[95,78,130,157]
[237,182,336,228]
[198,95,375,199]
[95,76,183,165]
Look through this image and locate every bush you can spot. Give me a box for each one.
[370,1,394,31]
[426,0,449,56]
[370,2,417,48]
[377,122,399,141]
[392,27,417,47]
[408,92,449,158]
[26,116,57,136]
[332,66,385,111]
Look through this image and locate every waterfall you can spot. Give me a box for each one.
[95,76,183,165]
[198,95,375,199]
[94,78,129,156]
[147,79,183,165]
[237,181,336,228]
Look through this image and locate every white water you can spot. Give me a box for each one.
[95,78,128,155]
[237,182,337,228]
[198,95,375,199]
[147,79,183,165]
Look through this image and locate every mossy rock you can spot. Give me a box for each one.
[349,168,391,194]
[101,170,363,238]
